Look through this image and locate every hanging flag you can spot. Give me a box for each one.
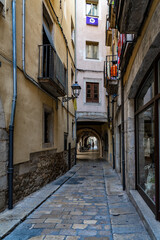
[74,98,77,111]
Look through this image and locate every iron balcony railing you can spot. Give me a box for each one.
[118,34,134,68]
[105,55,119,80]
[38,44,66,89]
[104,55,119,95]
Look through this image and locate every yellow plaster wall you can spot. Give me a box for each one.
[0,0,76,164]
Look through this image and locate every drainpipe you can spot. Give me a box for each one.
[8,0,17,209]
[112,98,115,169]
[22,0,26,73]
[74,0,77,164]
[107,95,110,128]
[121,76,125,190]
[67,47,69,135]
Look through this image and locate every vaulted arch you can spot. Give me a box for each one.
[77,127,103,158]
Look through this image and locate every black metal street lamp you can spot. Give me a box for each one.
[62,82,81,102]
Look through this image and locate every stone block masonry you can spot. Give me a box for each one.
[13,148,76,205]
[0,102,8,212]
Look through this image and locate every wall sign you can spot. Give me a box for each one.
[86,16,98,26]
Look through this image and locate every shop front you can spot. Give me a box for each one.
[135,55,160,220]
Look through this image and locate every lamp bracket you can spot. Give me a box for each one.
[62,96,75,102]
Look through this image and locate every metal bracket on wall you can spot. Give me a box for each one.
[62,96,74,103]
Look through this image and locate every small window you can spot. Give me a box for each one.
[71,69,74,84]
[71,17,75,46]
[86,82,99,103]
[86,2,98,16]
[86,41,98,59]
[64,133,68,151]
[43,105,53,148]
[72,121,75,139]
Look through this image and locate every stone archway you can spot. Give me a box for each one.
[0,97,8,211]
[77,127,103,158]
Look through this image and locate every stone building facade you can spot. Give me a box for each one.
[105,0,160,220]
[0,0,76,211]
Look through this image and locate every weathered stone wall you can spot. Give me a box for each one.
[124,98,135,191]
[120,2,160,192]
[71,148,76,167]
[0,98,8,212]
[13,148,75,204]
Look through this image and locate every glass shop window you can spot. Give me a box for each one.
[137,106,155,202]
[136,55,160,220]
[136,70,154,110]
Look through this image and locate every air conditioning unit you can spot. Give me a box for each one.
[0,0,5,15]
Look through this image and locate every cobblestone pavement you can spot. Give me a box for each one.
[4,157,151,240]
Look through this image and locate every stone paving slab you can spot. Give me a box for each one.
[0,160,153,240]
[0,165,80,239]
[113,233,151,240]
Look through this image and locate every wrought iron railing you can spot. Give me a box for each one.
[105,55,119,80]
[118,34,134,67]
[104,55,119,95]
[38,44,66,89]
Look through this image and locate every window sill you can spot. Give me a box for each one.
[86,57,99,60]
[86,14,99,18]
[85,102,101,105]
[42,142,54,148]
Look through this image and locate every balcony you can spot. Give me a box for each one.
[116,0,150,33]
[104,55,119,95]
[38,44,67,97]
[105,20,112,46]
[108,2,116,29]
[118,34,134,70]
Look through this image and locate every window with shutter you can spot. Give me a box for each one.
[86,82,99,103]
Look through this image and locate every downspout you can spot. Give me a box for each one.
[121,76,125,190]
[8,0,17,209]
[74,0,77,164]
[107,95,110,128]
[112,98,115,169]
[22,0,25,73]
[67,47,69,134]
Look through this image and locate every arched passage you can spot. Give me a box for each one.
[0,97,8,211]
[77,127,103,158]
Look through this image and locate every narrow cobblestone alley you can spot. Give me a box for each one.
[2,155,151,240]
